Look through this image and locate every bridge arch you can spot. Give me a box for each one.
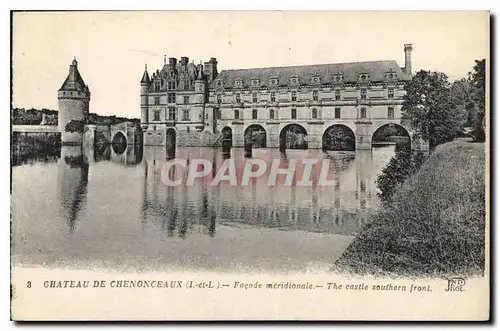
[279,124,308,150]
[221,126,233,148]
[166,128,176,149]
[372,123,411,148]
[244,124,267,148]
[111,131,127,155]
[322,124,356,151]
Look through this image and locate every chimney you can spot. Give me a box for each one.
[168,57,177,67]
[404,44,413,75]
[181,57,189,66]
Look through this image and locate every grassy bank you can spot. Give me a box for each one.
[335,139,486,277]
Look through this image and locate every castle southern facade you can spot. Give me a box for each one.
[139,44,416,150]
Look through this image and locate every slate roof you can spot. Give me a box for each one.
[210,60,410,89]
[59,59,89,93]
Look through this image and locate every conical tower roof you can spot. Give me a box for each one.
[141,64,151,84]
[59,58,89,92]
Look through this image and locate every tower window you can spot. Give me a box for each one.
[234,109,240,120]
[183,109,190,120]
[312,91,319,101]
[270,91,276,102]
[291,108,297,119]
[235,93,241,103]
[269,109,275,119]
[388,107,394,119]
[252,109,258,120]
[252,92,258,103]
[360,89,367,99]
[183,96,189,104]
[360,107,367,119]
[168,107,176,120]
[291,91,297,102]
[335,107,341,119]
[388,88,394,99]
[335,89,341,100]
[154,97,160,105]
[154,110,160,121]
[217,94,222,104]
[311,109,318,119]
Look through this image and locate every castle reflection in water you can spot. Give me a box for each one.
[55,142,393,238]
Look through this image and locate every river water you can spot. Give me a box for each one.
[11,144,395,273]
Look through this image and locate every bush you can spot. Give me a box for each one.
[65,120,85,133]
[335,140,485,277]
[375,147,425,203]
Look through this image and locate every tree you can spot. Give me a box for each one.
[468,59,486,142]
[401,70,461,150]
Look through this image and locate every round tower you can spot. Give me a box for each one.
[58,58,91,145]
[140,64,151,130]
[193,64,206,132]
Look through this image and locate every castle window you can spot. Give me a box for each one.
[360,89,367,99]
[269,109,275,119]
[360,107,367,119]
[235,93,241,103]
[291,108,297,119]
[311,109,318,119]
[183,96,189,104]
[216,108,221,120]
[360,181,366,192]
[335,89,341,100]
[154,81,161,92]
[335,107,341,119]
[252,92,258,103]
[234,109,240,120]
[168,107,176,120]
[154,110,160,121]
[217,94,222,104]
[168,93,176,103]
[154,97,160,105]
[168,81,176,90]
[291,91,297,102]
[388,107,394,119]
[252,109,258,120]
[270,91,276,102]
[312,91,319,101]
[388,88,394,99]
[183,109,190,120]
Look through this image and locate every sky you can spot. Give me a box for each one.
[12,11,489,118]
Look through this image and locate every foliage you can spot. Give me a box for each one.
[65,120,85,133]
[322,126,355,151]
[335,140,485,277]
[12,108,58,125]
[467,59,486,142]
[401,70,463,150]
[375,146,425,203]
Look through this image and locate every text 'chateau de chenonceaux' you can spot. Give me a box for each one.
[57,43,428,152]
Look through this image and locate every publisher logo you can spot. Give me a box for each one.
[445,277,466,292]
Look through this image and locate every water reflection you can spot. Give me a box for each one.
[57,146,89,233]
[12,142,396,271]
[139,146,383,238]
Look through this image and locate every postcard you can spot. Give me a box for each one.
[10,10,490,321]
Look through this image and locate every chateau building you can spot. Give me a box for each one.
[140,44,415,150]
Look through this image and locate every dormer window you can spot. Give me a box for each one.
[290,76,299,85]
[234,78,243,88]
[251,78,260,86]
[385,71,397,80]
[311,75,321,84]
[358,73,370,82]
[269,77,278,86]
[215,80,223,88]
[235,93,241,103]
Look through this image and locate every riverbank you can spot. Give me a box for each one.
[334,139,486,277]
